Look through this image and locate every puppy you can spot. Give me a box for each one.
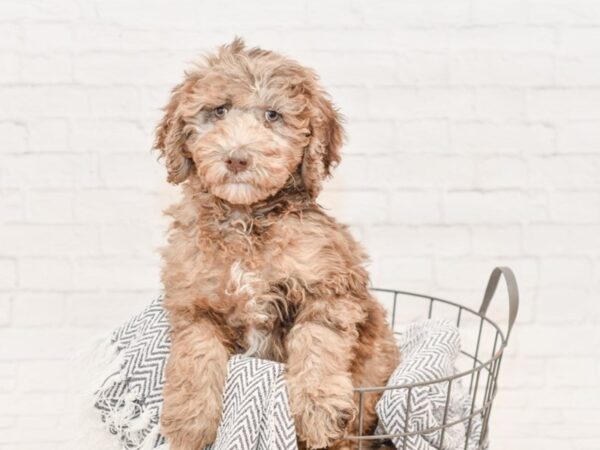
[155,38,400,450]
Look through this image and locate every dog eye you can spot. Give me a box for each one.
[213,105,229,119]
[265,110,280,122]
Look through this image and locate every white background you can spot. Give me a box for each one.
[1,0,600,448]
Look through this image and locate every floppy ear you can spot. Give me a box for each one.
[154,81,195,184]
[301,88,344,198]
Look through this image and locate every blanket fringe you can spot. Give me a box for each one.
[71,332,162,450]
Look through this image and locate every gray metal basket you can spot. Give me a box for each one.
[350,267,519,450]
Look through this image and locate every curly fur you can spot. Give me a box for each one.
[155,38,400,450]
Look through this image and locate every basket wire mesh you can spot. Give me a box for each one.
[349,267,519,450]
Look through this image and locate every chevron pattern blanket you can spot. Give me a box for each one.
[376,320,483,450]
[92,298,481,450]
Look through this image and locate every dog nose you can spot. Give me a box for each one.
[225,154,249,174]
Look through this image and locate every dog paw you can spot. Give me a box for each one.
[161,407,220,450]
[288,375,357,449]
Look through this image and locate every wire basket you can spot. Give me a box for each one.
[349,267,519,450]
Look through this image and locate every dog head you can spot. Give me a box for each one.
[155,38,344,205]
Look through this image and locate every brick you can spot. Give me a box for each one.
[0,87,89,119]
[73,24,168,52]
[86,88,141,118]
[74,52,184,86]
[70,257,160,291]
[18,259,72,291]
[372,256,434,293]
[28,119,69,153]
[25,191,74,223]
[471,226,522,256]
[449,28,557,53]
[500,357,546,388]
[12,293,65,326]
[470,0,529,24]
[536,287,589,324]
[557,121,600,154]
[71,119,148,153]
[74,189,160,224]
[0,260,17,290]
[389,190,441,224]
[21,54,72,84]
[0,190,25,223]
[559,29,600,55]
[529,0,600,24]
[99,224,156,256]
[474,156,528,188]
[0,0,78,21]
[368,155,476,189]
[556,56,600,86]
[489,438,573,450]
[0,295,10,326]
[449,53,554,86]
[474,88,526,119]
[540,257,592,286]
[0,24,21,50]
[0,225,99,257]
[394,52,449,86]
[525,225,600,255]
[444,191,545,224]
[370,88,474,120]
[0,329,88,360]
[65,291,159,327]
[451,122,555,154]
[435,257,538,290]
[528,89,600,120]
[361,0,470,27]
[319,190,388,224]
[0,154,100,189]
[394,120,450,153]
[549,191,600,223]
[516,324,600,356]
[17,361,68,392]
[547,357,598,387]
[366,225,470,257]
[0,122,27,154]
[23,23,73,51]
[300,51,398,86]
[345,120,395,154]
[529,156,600,188]
[0,53,19,84]
[327,86,370,120]
[98,152,163,189]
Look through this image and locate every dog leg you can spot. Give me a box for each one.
[286,321,358,449]
[161,319,229,450]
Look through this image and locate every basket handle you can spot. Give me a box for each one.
[479,267,519,341]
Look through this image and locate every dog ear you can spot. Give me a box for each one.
[154,81,195,184]
[301,88,344,198]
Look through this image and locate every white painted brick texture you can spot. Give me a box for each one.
[1,0,599,448]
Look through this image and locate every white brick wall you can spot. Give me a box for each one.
[1,0,599,448]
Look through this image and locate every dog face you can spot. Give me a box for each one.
[155,38,344,205]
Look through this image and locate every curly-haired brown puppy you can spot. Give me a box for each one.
[155,38,400,450]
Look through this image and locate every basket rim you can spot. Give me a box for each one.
[354,287,508,393]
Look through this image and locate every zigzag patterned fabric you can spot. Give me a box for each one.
[94,297,297,450]
[376,319,483,450]
[208,356,296,450]
[93,299,481,450]
[94,297,170,449]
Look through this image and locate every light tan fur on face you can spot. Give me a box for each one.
[156,38,400,450]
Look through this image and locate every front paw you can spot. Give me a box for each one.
[161,395,221,450]
[288,375,357,449]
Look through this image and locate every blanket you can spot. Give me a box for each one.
[90,297,482,450]
[376,320,483,450]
